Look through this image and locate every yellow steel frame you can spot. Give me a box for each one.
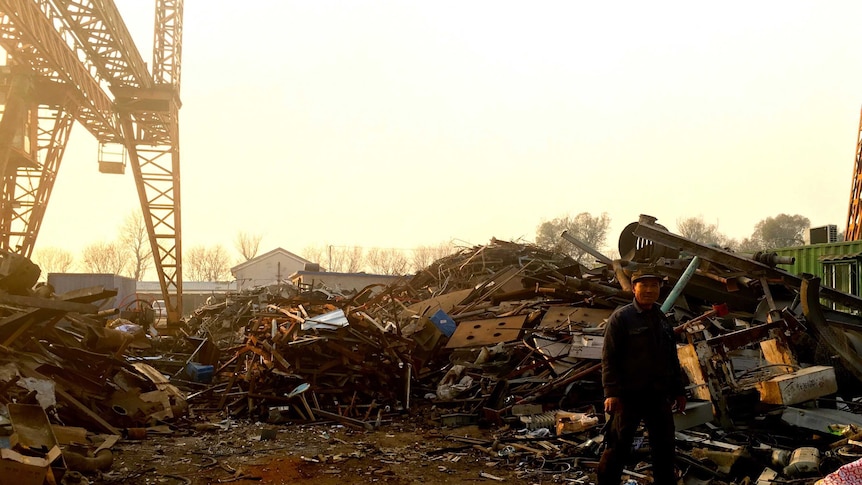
[847,107,862,241]
[0,0,183,322]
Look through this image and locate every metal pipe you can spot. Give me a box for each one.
[404,363,412,411]
[660,256,700,313]
[560,231,613,265]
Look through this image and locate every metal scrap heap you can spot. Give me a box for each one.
[7,215,862,483]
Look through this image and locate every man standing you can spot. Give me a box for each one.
[597,268,687,485]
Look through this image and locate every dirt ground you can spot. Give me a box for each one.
[81,411,596,485]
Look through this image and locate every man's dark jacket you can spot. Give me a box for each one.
[602,299,685,399]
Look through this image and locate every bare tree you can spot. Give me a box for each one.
[185,246,207,281]
[366,247,409,275]
[205,245,232,281]
[119,211,153,280]
[301,244,364,272]
[81,241,128,274]
[32,246,75,276]
[235,231,263,261]
[301,245,327,270]
[185,244,232,281]
[411,242,456,272]
[329,246,364,273]
[535,212,611,266]
[676,216,728,247]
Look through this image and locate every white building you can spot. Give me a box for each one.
[231,247,315,291]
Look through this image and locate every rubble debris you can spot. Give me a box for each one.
[8,217,862,483]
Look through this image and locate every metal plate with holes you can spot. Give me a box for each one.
[539,306,614,330]
[399,288,472,320]
[445,315,528,348]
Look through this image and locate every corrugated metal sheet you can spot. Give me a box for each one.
[772,241,862,277]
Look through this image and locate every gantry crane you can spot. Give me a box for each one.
[0,0,183,324]
[846,107,862,241]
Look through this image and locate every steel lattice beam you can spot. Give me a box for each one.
[0,0,120,141]
[0,0,183,323]
[52,0,151,88]
[1,106,74,257]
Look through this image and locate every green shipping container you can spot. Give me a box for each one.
[772,240,862,297]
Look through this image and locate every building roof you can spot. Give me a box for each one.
[231,247,313,273]
[136,281,235,293]
[819,252,862,262]
[289,270,402,279]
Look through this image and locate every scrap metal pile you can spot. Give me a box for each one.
[7,215,862,483]
[153,216,862,482]
[0,257,187,481]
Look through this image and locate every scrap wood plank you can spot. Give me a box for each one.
[260,341,291,372]
[324,341,365,363]
[215,348,249,375]
[218,360,244,409]
[19,366,120,435]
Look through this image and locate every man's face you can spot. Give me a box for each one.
[633,278,662,308]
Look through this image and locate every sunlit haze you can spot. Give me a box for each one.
[35,1,862,265]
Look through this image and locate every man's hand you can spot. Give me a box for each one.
[604,397,621,414]
[673,395,687,413]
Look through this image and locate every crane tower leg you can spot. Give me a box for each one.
[846,106,862,241]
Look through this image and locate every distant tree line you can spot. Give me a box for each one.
[30,209,826,281]
[30,211,458,281]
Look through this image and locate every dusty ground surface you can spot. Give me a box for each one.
[80,411,597,485]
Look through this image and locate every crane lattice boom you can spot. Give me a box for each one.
[0,0,183,323]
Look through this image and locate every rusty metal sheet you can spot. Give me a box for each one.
[400,289,472,320]
[532,335,576,374]
[567,334,604,360]
[445,315,527,348]
[539,306,613,330]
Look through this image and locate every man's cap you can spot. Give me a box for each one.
[631,268,663,284]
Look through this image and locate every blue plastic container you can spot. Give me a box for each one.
[185,363,214,383]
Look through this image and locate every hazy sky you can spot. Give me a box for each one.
[34,1,862,264]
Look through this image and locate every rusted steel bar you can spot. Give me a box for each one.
[560,230,613,265]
